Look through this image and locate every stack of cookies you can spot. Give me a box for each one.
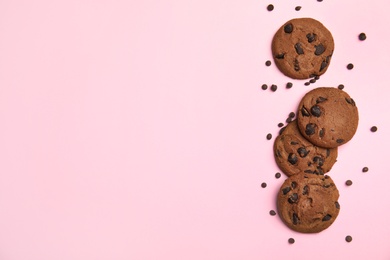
[270,18,359,233]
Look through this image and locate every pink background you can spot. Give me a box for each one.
[0,0,389,259]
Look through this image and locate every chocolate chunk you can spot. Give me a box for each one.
[319,128,325,138]
[294,59,300,71]
[266,133,272,140]
[345,180,353,186]
[326,149,330,157]
[322,214,332,221]
[261,182,267,188]
[291,181,297,189]
[275,172,281,179]
[306,33,316,43]
[316,96,327,103]
[301,106,310,117]
[288,153,298,165]
[305,123,316,135]
[297,147,309,158]
[295,43,304,54]
[313,156,324,166]
[319,60,328,71]
[269,210,276,216]
[345,97,356,105]
[347,63,354,70]
[288,238,295,244]
[282,187,291,195]
[310,105,321,117]
[345,235,353,242]
[336,139,344,144]
[292,213,299,225]
[314,44,325,55]
[270,84,277,92]
[284,23,293,33]
[370,126,378,132]
[290,141,298,145]
[362,167,369,172]
[288,193,298,204]
[358,33,366,41]
[286,82,293,89]
[335,201,340,209]
[267,4,274,11]
[302,185,308,195]
[276,53,285,59]
[265,60,271,66]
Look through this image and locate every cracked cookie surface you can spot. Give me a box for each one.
[274,120,338,177]
[297,87,359,148]
[277,174,340,233]
[272,18,334,79]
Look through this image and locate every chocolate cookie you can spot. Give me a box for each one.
[274,120,338,176]
[277,174,340,233]
[272,18,334,79]
[297,87,359,148]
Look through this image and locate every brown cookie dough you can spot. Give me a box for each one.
[277,174,340,233]
[297,87,359,148]
[272,18,334,79]
[274,120,338,177]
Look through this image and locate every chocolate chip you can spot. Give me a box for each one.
[282,186,291,195]
[279,126,286,135]
[347,63,354,70]
[359,33,366,41]
[261,84,268,90]
[301,106,310,117]
[276,149,282,158]
[276,53,285,59]
[270,84,277,92]
[290,141,298,145]
[316,97,327,104]
[314,75,320,80]
[288,238,295,244]
[315,44,325,55]
[278,122,284,127]
[319,60,328,71]
[319,128,325,138]
[345,180,353,186]
[265,60,271,66]
[297,147,309,158]
[288,193,298,204]
[345,235,353,242]
[315,167,324,175]
[309,79,316,84]
[295,43,304,55]
[292,213,299,225]
[289,112,295,118]
[362,167,369,172]
[275,172,281,179]
[322,214,332,221]
[261,182,267,188]
[286,82,293,89]
[317,0,323,2]
[269,210,276,216]
[305,123,316,135]
[291,181,297,189]
[266,133,272,140]
[345,97,356,106]
[336,139,344,144]
[302,185,308,195]
[294,59,300,71]
[338,84,344,90]
[284,23,293,33]
[313,156,324,166]
[306,33,316,43]
[310,105,321,117]
[267,4,274,11]
[295,6,301,11]
[370,126,378,132]
[286,117,292,124]
[304,82,310,86]
[326,149,330,158]
[288,153,298,165]
[304,170,313,174]
[335,201,340,209]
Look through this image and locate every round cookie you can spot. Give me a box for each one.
[272,18,334,79]
[297,87,359,148]
[274,120,338,177]
[277,174,340,233]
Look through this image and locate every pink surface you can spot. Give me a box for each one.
[0,0,389,259]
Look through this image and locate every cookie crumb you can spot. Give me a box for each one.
[288,238,295,244]
[269,210,276,216]
[358,33,367,41]
[345,235,353,242]
[347,63,354,70]
[261,182,267,188]
[370,126,378,132]
[267,4,274,11]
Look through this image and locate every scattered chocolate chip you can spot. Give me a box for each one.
[310,105,321,117]
[284,23,293,33]
[295,42,304,55]
[319,128,325,138]
[317,0,323,2]
[275,172,281,179]
[362,167,369,172]
[314,44,325,55]
[270,84,277,92]
[302,185,308,195]
[276,53,285,59]
[305,123,316,135]
[336,139,344,144]
[269,210,276,216]
[314,75,320,80]
[295,6,301,11]
[288,153,298,165]
[345,235,353,242]
[370,126,378,132]
[286,117,292,123]
[289,112,296,118]
[266,133,272,140]
[292,213,299,225]
[297,147,309,158]
[267,4,274,11]
[261,182,267,188]
[261,84,268,90]
[359,33,366,41]
[304,82,310,86]
[265,60,271,66]
[322,214,332,221]
[347,63,354,70]
[309,78,316,84]
[335,201,340,209]
[288,238,295,244]
[306,33,316,43]
[345,180,353,186]
[301,106,310,117]
[288,193,298,204]
[282,186,291,195]
[278,123,284,128]
[286,82,293,89]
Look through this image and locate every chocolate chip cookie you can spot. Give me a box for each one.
[274,120,338,177]
[297,87,359,148]
[277,174,340,233]
[272,18,334,79]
